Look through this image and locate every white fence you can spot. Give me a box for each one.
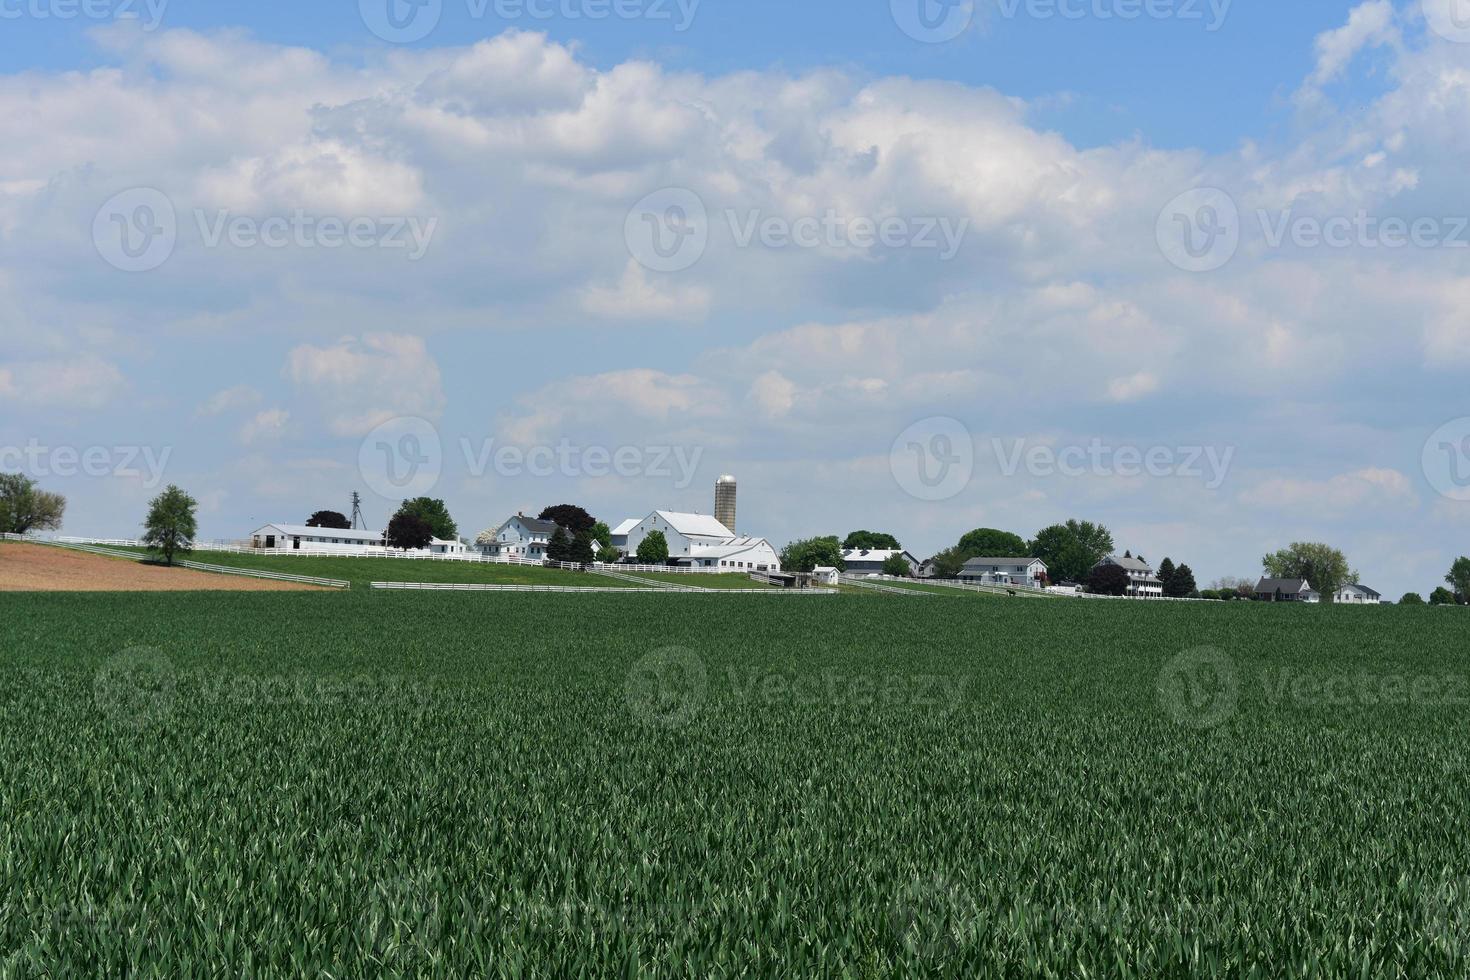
[372,581,836,595]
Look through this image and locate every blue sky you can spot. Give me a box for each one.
[3,0,1469,597]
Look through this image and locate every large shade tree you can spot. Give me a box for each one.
[780,536,844,573]
[636,530,670,565]
[1262,542,1356,603]
[395,498,457,542]
[956,528,1028,559]
[142,485,197,566]
[386,513,433,551]
[842,531,901,551]
[539,505,596,536]
[306,510,352,529]
[0,474,66,535]
[1030,520,1114,584]
[1447,557,1470,604]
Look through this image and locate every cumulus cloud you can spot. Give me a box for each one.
[0,357,125,409]
[284,334,445,436]
[199,385,263,416]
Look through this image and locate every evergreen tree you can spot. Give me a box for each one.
[547,526,572,563]
[1171,564,1199,599]
[1158,557,1177,594]
[570,529,596,565]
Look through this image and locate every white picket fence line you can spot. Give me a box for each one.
[852,575,1059,600]
[839,576,939,597]
[373,581,837,595]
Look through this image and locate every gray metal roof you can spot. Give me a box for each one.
[961,556,1041,567]
[1256,577,1311,592]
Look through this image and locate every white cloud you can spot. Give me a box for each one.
[239,408,290,445]
[580,260,710,321]
[1244,467,1418,515]
[1106,371,1160,403]
[285,334,445,436]
[0,357,125,409]
[199,385,263,416]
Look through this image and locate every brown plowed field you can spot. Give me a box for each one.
[0,543,323,592]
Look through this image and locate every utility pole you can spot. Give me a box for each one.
[350,492,365,530]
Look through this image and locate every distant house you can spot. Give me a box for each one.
[1335,583,1382,604]
[842,549,920,576]
[1255,578,1314,602]
[811,566,841,586]
[917,557,942,579]
[623,511,780,571]
[959,556,1047,588]
[1095,555,1165,598]
[480,514,566,561]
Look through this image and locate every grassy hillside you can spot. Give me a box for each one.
[0,592,1464,976]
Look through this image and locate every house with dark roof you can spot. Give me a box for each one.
[1335,583,1383,604]
[1254,577,1314,602]
[477,514,568,561]
[842,549,920,577]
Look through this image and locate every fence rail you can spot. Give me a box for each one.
[372,582,837,595]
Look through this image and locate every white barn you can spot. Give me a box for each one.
[250,523,463,555]
[621,511,780,571]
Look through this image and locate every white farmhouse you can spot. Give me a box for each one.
[622,511,781,571]
[1335,583,1383,604]
[477,514,566,561]
[959,556,1048,588]
[1096,555,1165,598]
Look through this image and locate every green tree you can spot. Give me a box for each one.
[956,528,1028,559]
[780,536,844,573]
[881,553,912,577]
[547,527,572,563]
[142,485,197,566]
[306,510,352,529]
[569,529,596,565]
[1030,520,1114,584]
[927,547,966,579]
[1087,562,1130,597]
[1170,564,1199,599]
[842,530,901,551]
[396,498,457,541]
[386,513,433,550]
[1157,557,1177,594]
[538,505,597,536]
[1446,557,1470,603]
[1400,592,1426,606]
[591,522,613,551]
[597,544,622,564]
[636,530,669,565]
[1430,587,1458,606]
[0,473,66,535]
[1262,542,1356,604]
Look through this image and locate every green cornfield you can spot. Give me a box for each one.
[1,590,1467,977]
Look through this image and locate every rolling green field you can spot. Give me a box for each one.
[1,590,1468,977]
